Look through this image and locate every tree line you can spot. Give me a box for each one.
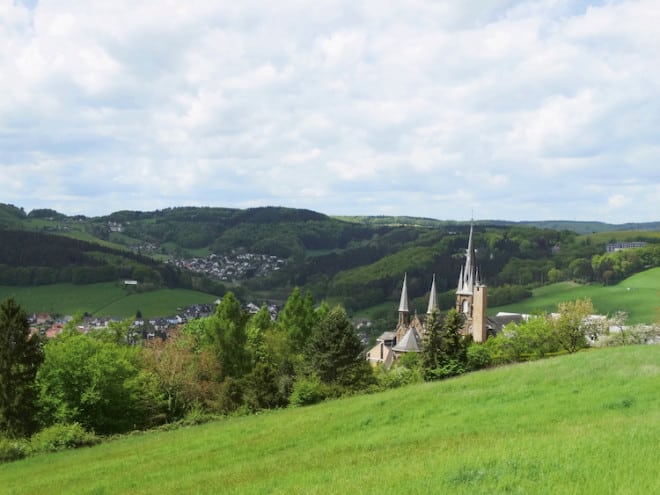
[0,290,373,440]
[2,287,656,461]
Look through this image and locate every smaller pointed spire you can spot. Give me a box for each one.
[398,273,409,313]
[427,274,438,314]
[457,265,464,292]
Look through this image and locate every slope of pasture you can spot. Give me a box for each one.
[0,283,216,318]
[1,346,659,494]
[490,267,660,324]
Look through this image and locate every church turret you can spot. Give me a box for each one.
[457,223,479,295]
[398,273,410,327]
[426,274,438,314]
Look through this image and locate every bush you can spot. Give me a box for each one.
[423,360,465,381]
[466,344,492,371]
[29,423,100,454]
[180,405,219,426]
[0,437,29,463]
[375,365,423,390]
[214,377,245,415]
[289,375,327,407]
[157,406,222,432]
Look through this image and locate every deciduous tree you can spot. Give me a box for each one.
[37,333,152,434]
[553,298,597,353]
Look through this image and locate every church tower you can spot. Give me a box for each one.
[455,224,488,342]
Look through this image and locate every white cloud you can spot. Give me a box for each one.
[0,0,658,223]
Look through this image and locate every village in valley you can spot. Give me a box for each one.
[168,252,286,282]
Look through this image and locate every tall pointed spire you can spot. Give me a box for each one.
[457,222,478,295]
[427,274,438,314]
[398,273,410,327]
[398,273,409,313]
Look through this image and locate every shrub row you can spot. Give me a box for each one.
[0,423,100,464]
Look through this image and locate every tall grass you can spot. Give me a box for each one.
[1,346,658,494]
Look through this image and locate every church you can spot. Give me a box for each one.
[366,224,490,368]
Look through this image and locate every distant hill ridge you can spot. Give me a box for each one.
[334,214,660,233]
[3,202,658,233]
[1,203,659,323]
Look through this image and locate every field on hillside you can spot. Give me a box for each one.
[491,267,660,324]
[1,346,659,494]
[0,283,217,318]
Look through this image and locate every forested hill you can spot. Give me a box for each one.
[0,230,191,289]
[1,203,659,317]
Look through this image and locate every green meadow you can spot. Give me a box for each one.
[491,267,660,324]
[1,345,658,494]
[0,283,217,319]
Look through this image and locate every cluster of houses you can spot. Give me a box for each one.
[28,301,281,342]
[606,241,647,253]
[168,253,286,281]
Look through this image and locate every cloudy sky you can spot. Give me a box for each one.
[1,0,659,222]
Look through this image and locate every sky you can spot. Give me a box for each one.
[1,0,659,223]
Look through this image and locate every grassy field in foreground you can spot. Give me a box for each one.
[0,283,217,318]
[491,267,660,324]
[1,346,659,494]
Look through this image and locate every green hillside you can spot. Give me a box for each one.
[490,267,660,324]
[0,283,216,318]
[1,346,658,494]
[2,202,659,317]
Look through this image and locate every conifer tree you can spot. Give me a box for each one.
[277,287,317,351]
[422,308,469,381]
[421,309,443,373]
[207,292,249,379]
[304,306,373,389]
[246,306,274,367]
[0,298,43,437]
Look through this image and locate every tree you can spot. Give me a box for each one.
[243,362,289,412]
[0,298,43,437]
[421,309,469,381]
[421,310,444,374]
[94,317,136,345]
[277,287,317,352]
[484,314,560,364]
[304,306,373,390]
[141,332,221,422]
[245,306,274,367]
[568,258,593,282]
[552,298,597,353]
[207,292,249,379]
[37,333,153,434]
